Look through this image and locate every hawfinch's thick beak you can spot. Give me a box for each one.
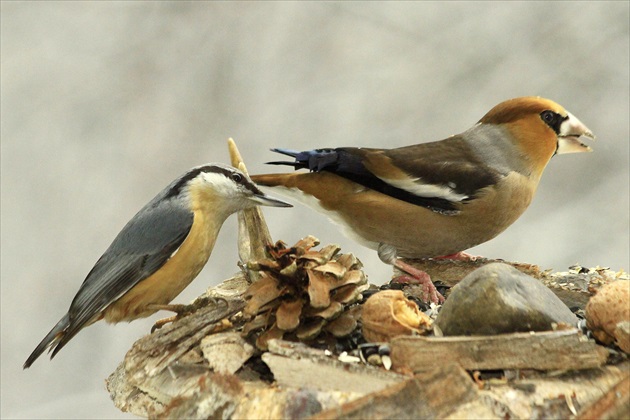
[556,111,596,154]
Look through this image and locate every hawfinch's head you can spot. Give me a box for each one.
[479,96,595,175]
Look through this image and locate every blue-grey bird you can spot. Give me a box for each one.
[24,163,291,368]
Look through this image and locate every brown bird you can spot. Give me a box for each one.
[251,97,595,303]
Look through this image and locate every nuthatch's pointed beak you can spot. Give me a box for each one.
[557,111,596,154]
[251,193,293,208]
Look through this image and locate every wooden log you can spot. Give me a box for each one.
[391,329,608,372]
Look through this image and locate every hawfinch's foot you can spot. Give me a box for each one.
[392,259,445,304]
[435,251,479,261]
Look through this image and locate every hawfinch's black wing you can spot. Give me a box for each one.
[268,140,502,214]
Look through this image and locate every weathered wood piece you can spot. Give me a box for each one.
[228,138,274,275]
[311,363,477,419]
[124,298,244,383]
[262,339,405,394]
[391,329,609,372]
[200,331,255,375]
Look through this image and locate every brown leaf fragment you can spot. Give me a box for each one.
[242,312,272,336]
[318,244,342,261]
[335,270,366,289]
[336,253,361,270]
[307,269,331,308]
[332,284,365,305]
[293,235,320,253]
[243,273,278,298]
[296,318,326,341]
[325,313,358,337]
[314,261,347,279]
[243,275,282,316]
[276,299,304,331]
[304,301,344,320]
[279,261,298,277]
[256,323,285,351]
[247,258,282,272]
[267,240,291,259]
[299,250,330,265]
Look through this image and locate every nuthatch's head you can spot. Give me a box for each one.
[164,163,291,217]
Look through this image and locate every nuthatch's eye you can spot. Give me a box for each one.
[231,173,243,183]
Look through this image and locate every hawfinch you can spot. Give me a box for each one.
[251,97,595,303]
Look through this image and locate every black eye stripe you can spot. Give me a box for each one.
[540,110,567,134]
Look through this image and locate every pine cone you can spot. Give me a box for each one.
[242,236,367,350]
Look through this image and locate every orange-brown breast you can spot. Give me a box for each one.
[253,171,538,258]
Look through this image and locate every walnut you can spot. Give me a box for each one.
[362,290,432,342]
[586,280,630,353]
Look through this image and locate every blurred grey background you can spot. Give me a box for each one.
[2,2,628,418]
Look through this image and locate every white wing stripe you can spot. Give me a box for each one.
[378,176,468,202]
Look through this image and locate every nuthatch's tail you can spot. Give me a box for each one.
[23,313,70,369]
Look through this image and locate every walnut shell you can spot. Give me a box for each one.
[585,280,630,352]
[361,290,432,342]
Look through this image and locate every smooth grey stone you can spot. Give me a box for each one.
[436,263,579,336]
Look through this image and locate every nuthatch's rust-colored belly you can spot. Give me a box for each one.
[102,210,218,323]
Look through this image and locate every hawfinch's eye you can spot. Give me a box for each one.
[231,173,243,183]
[541,110,556,125]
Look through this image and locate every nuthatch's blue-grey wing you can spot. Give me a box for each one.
[24,194,193,367]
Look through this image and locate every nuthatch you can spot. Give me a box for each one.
[24,163,291,368]
[251,97,595,303]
